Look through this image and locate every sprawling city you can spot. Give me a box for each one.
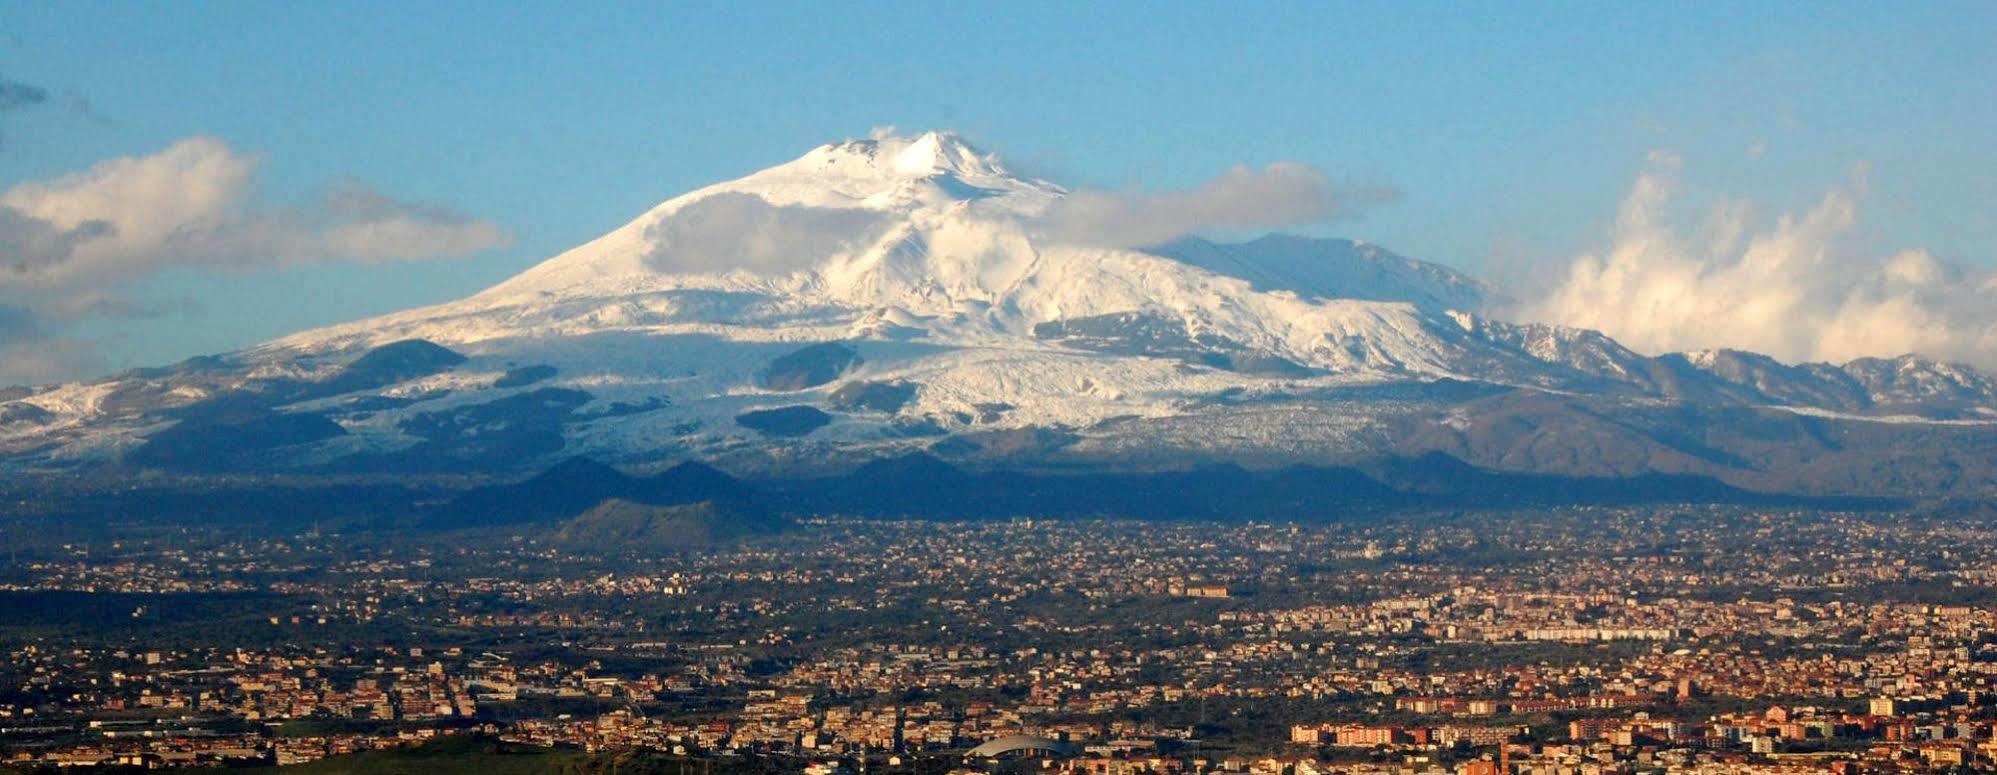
[2,504,1995,773]
[7,3,1997,773]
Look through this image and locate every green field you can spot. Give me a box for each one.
[244,736,776,775]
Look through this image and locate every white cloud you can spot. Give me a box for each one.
[0,136,511,383]
[642,192,889,275]
[1525,153,1997,369]
[0,136,509,286]
[1034,162,1392,249]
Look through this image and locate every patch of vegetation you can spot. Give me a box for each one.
[248,735,777,774]
[734,405,831,437]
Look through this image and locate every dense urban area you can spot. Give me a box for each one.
[4,505,1997,774]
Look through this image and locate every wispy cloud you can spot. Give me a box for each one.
[0,78,46,111]
[0,136,510,285]
[0,136,512,383]
[642,192,889,275]
[0,76,51,150]
[1525,152,1997,369]
[1034,162,1395,249]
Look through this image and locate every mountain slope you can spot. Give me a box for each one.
[1,130,1993,496]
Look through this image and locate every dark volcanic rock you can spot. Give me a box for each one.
[128,409,346,471]
[735,405,832,437]
[1034,312,1316,377]
[826,380,918,413]
[0,402,54,427]
[971,402,1013,423]
[1209,351,1322,378]
[1034,312,1237,359]
[330,391,448,416]
[98,381,207,418]
[759,343,860,391]
[107,341,468,432]
[929,426,1078,458]
[494,364,558,388]
[382,387,595,468]
[313,339,467,398]
[399,387,593,441]
[122,354,231,380]
[579,396,671,419]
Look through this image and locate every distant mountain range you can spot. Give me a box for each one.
[3,131,1994,500]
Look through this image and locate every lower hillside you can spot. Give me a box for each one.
[553,498,785,551]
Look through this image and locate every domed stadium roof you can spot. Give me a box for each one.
[966,735,1079,758]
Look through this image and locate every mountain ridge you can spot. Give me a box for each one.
[1,130,1993,497]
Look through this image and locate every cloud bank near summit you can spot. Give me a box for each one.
[642,192,890,276]
[1035,162,1395,250]
[638,158,1395,277]
[1527,152,1997,370]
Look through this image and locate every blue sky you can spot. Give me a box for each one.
[1,1,1993,378]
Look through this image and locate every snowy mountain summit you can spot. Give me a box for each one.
[5,131,1996,491]
[279,130,1503,378]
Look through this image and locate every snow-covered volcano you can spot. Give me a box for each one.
[5,131,1996,487]
[272,131,1497,371]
